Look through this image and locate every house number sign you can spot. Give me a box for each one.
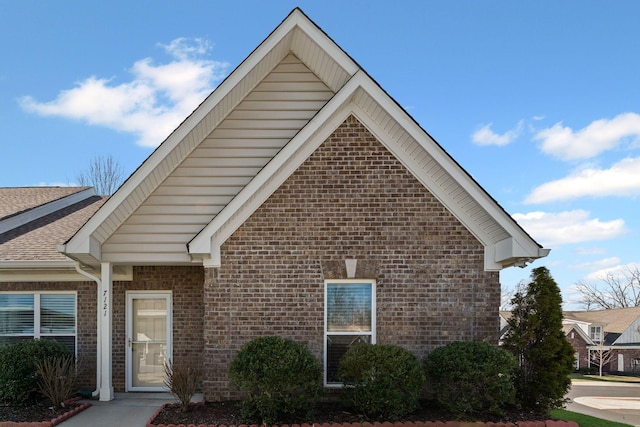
[103,289,109,317]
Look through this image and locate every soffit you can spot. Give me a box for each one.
[100,54,336,264]
[62,10,355,263]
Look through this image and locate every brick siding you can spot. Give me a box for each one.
[565,329,640,373]
[565,329,589,370]
[111,266,204,391]
[202,115,500,400]
[0,281,97,390]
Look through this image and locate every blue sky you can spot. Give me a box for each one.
[1,1,639,309]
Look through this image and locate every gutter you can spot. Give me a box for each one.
[73,262,101,399]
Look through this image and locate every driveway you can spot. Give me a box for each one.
[566,380,640,426]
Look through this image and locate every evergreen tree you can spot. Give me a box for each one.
[503,266,575,413]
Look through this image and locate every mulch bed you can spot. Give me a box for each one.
[0,401,84,423]
[150,400,549,426]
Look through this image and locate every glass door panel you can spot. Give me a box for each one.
[127,293,171,391]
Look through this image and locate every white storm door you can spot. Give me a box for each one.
[126,292,172,391]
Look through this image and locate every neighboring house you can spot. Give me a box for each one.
[0,187,107,392]
[564,307,640,373]
[500,307,640,373]
[0,9,548,401]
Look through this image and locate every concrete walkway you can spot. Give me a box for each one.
[61,393,182,427]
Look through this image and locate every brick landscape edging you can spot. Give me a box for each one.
[0,398,92,427]
[146,404,579,427]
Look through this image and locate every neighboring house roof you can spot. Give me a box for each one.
[564,307,640,334]
[0,187,106,281]
[0,187,93,227]
[59,8,548,271]
[566,307,640,346]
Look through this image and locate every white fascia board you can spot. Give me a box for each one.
[488,238,550,270]
[190,71,547,270]
[566,323,595,345]
[352,79,547,266]
[0,188,96,235]
[63,10,351,260]
[289,10,360,78]
[0,260,77,269]
[59,235,102,264]
[189,72,366,263]
[0,260,87,282]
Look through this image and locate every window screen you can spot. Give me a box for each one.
[325,281,375,384]
[0,293,76,353]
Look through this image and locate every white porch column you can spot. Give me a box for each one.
[99,261,115,401]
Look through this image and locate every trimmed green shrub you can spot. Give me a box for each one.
[423,341,517,417]
[0,339,72,404]
[228,336,324,425]
[338,343,426,419]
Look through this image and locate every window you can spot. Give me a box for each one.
[324,280,375,385]
[590,325,603,343]
[0,292,76,354]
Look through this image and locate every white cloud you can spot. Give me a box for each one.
[512,210,626,247]
[524,156,640,203]
[534,112,640,161]
[472,121,523,146]
[570,257,621,271]
[573,246,606,256]
[583,262,640,282]
[35,181,72,187]
[19,38,229,147]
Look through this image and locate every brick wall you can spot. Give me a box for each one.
[111,266,204,391]
[565,329,588,370]
[0,281,97,390]
[203,115,500,400]
[612,349,640,372]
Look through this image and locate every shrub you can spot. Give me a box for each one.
[228,336,324,425]
[577,366,598,375]
[338,343,426,419]
[423,341,517,417]
[164,357,203,411]
[502,267,575,412]
[0,339,72,404]
[36,355,78,409]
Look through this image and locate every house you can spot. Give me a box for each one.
[0,9,548,401]
[500,307,640,373]
[563,307,640,373]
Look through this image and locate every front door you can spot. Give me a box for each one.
[126,292,172,391]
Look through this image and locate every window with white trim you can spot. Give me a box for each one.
[590,325,603,343]
[0,292,77,354]
[324,280,375,385]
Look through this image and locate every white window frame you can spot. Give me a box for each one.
[0,291,77,355]
[324,279,376,387]
[590,325,603,343]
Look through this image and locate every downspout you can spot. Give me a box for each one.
[74,262,101,398]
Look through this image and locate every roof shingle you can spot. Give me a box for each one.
[0,187,105,261]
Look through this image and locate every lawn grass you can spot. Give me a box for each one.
[570,373,640,383]
[549,409,633,427]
